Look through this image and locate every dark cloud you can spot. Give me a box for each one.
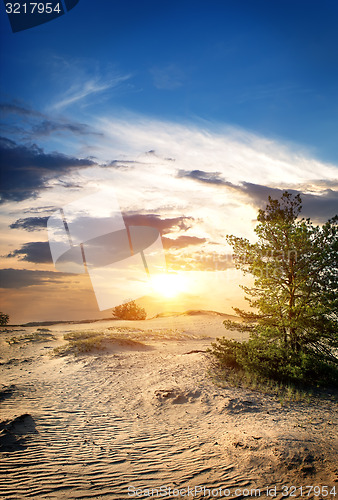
[177,169,230,185]
[162,235,206,249]
[32,120,102,137]
[0,268,73,289]
[177,169,338,221]
[6,242,52,263]
[303,189,338,220]
[1,102,101,138]
[0,136,95,203]
[0,103,43,118]
[108,159,137,170]
[10,216,48,231]
[237,182,338,221]
[7,215,197,264]
[123,213,194,234]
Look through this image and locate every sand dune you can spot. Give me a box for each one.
[0,315,337,499]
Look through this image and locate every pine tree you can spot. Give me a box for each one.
[211,192,338,385]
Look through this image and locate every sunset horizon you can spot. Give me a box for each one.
[1,2,338,325]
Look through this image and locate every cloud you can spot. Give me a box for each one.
[6,215,197,265]
[97,115,338,187]
[10,216,49,231]
[123,213,194,234]
[177,169,338,221]
[51,75,131,111]
[108,159,138,170]
[0,137,95,203]
[6,242,52,263]
[162,235,206,249]
[236,183,338,220]
[177,169,231,185]
[64,115,337,246]
[31,120,103,137]
[1,101,102,140]
[150,64,184,90]
[2,115,337,287]
[0,102,43,118]
[0,268,74,288]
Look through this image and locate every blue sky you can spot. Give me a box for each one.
[1,0,338,322]
[1,0,338,162]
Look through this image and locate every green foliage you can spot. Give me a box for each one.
[209,336,338,387]
[210,192,338,388]
[0,312,9,326]
[112,300,147,320]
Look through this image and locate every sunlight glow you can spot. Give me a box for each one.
[150,273,188,298]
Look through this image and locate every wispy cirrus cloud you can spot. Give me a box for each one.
[95,114,338,185]
[50,74,132,111]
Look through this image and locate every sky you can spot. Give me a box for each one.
[0,0,337,323]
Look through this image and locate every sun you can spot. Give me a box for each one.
[150,273,188,298]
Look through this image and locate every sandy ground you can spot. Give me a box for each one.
[0,313,337,500]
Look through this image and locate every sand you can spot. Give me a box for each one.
[0,313,337,499]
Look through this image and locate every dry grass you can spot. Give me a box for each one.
[106,326,211,341]
[209,365,312,404]
[52,325,209,356]
[7,330,56,345]
[53,330,149,356]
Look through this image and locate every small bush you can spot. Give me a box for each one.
[0,312,9,326]
[112,300,147,320]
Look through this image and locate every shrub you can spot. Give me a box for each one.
[112,300,147,320]
[0,312,9,326]
[209,334,338,388]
